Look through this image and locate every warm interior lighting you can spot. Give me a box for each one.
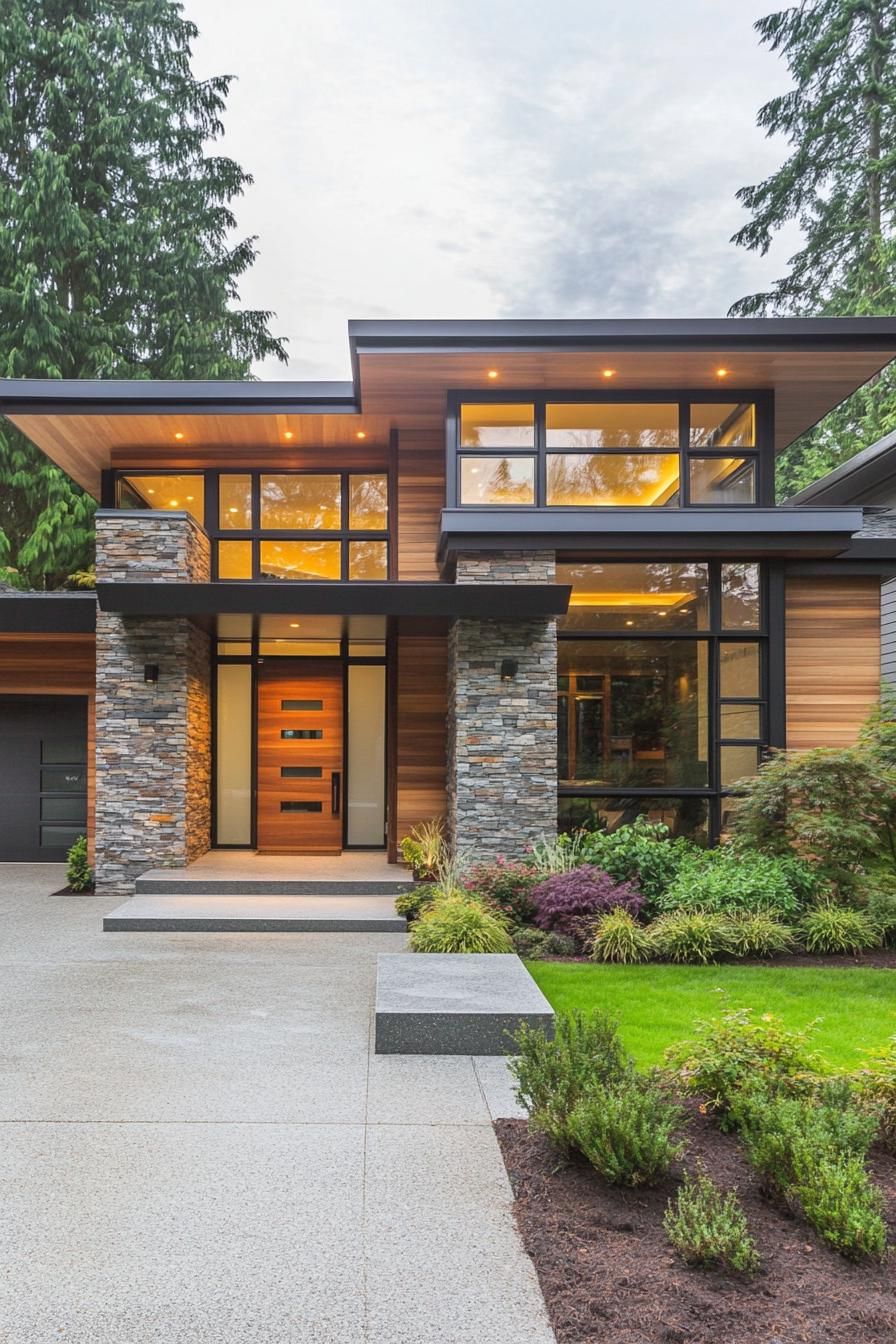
[185,495,194,501]
[487,369,499,379]
[169,499,179,507]
[283,430,294,440]
[174,431,184,439]
[147,489,155,495]
[228,507,238,513]
[289,622,300,628]
[716,368,729,378]
[601,369,616,379]
[569,591,694,609]
[356,430,366,439]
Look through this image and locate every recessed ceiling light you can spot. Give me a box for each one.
[185,495,194,501]
[658,610,667,616]
[289,622,300,628]
[169,500,179,507]
[625,619,634,626]
[283,430,294,440]
[228,507,238,513]
[602,368,616,379]
[147,489,155,495]
[356,430,366,439]
[716,367,729,378]
[174,431,184,440]
[487,369,499,379]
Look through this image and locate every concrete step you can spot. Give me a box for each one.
[104,894,408,933]
[134,874,416,897]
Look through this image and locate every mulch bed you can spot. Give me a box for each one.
[541,949,896,969]
[496,1104,896,1344]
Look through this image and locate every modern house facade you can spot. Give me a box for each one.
[2,317,896,895]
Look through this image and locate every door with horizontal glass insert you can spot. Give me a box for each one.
[256,661,343,853]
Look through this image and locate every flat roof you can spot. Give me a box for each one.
[2,316,896,496]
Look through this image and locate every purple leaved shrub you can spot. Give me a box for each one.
[532,866,644,944]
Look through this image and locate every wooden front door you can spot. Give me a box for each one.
[257,661,343,853]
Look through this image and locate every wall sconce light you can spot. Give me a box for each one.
[144,664,159,684]
[500,658,518,682]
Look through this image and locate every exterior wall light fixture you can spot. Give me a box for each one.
[500,658,518,682]
[144,664,159,684]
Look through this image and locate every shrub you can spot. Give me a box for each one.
[728,746,896,900]
[734,1083,886,1260]
[529,831,588,874]
[463,858,539,925]
[512,926,550,959]
[66,835,93,892]
[568,1072,683,1186]
[647,911,731,964]
[665,1005,822,1125]
[657,847,813,920]
[579,817,696,909]
[664,1166,760,1274]
[798,905,881,955]
[509,1010,629,1150]
[408,896,513,954]
[399,818,445,879]
[866,883,896,948]
[590,908,653,964]
[723,913,795,959]
[541,931,578,957]
[853,1037,896,1154]
[532,866,643,943]
[395,885,436,922]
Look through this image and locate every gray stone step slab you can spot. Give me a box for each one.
[375,952,554,1055]
[134,875,416,896]
[103,894,408,933]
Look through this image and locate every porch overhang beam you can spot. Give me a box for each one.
[0,592,97,633]
[95,580,572,619]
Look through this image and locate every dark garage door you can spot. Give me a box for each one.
[0,696,88,862]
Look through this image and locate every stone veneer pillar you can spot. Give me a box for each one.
[94,510,212,896]
[448,551,557,860]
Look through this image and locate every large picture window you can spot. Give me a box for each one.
[452,395,764,508]
[557,559,767,842]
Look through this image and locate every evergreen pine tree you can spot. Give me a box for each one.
[0,1,287,587]
[729,1,896,496]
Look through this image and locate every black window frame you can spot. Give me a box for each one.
[447,390,773,510]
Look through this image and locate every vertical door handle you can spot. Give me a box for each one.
[331,771,341,816]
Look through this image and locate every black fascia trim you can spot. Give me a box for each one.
[0,378,358,417]
[0,592,97,633]
[95,581,573,619]
[785,560,896,576]
[826,537,896,562]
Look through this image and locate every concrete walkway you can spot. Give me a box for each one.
[0,865,555,1344]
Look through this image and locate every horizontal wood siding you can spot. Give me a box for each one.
[397,426,444,580]
[785,577,881,749]
[882,579,896,686]
[394,633,448,853]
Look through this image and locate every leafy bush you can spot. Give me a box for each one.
[579,817,696,909]
[798,905,881,955]
[853,1038,896,1154]
[728,746,896,900]
[541,931,578,957]
[529,831,588,874]
[865,883,896,948]
[568,1072,683,1186]
[647,911,731,964]
[657,847,813,920]
[664,1166,759,1274]
[665,1005,822,1125]
[463,858,539,925]
[509,1010,629,1150]
[722,913,795,959]
[408,896,513,953]
[512,926,549,959]
[734,1083,886,1260]
[590,908,653,964]
[399,818,445,879]
[532,866,643,942]
[66,835,93,892]
[395,885,436,921]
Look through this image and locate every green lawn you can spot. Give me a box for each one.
[526,961,896,1070]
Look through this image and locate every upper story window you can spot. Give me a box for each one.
[452,397,761,507]
[115,468,390,581]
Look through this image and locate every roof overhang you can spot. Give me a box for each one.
[0,592,97,633]
[438,506,867,567]
[3,317,896,498]
[96,580,571,620]
[787,427,896,506]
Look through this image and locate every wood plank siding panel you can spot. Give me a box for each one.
[394,633,448,852]
[785,577,881,749]
[397,426,445,580]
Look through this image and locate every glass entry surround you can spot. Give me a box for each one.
[256,661,344,853]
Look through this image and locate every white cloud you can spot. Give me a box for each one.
[186,0,797,378]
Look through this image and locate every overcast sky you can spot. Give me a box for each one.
[186,0,796,381]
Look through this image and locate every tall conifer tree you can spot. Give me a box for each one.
[729,1,896,496]
[0,1,286,587]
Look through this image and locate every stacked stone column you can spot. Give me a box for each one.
[94,511,212,896]
[447,551,558,860]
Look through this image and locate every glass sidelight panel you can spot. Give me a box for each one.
[215,663,252,844]
[347,664,386,846]
[349,474,388,530]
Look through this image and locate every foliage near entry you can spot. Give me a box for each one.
[66,835,93,892]
[798,905,882,955]
[531,866,643,942]
[407,895,513,953]
[398,818,445,880]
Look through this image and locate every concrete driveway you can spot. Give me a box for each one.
[0,865,554,1344]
